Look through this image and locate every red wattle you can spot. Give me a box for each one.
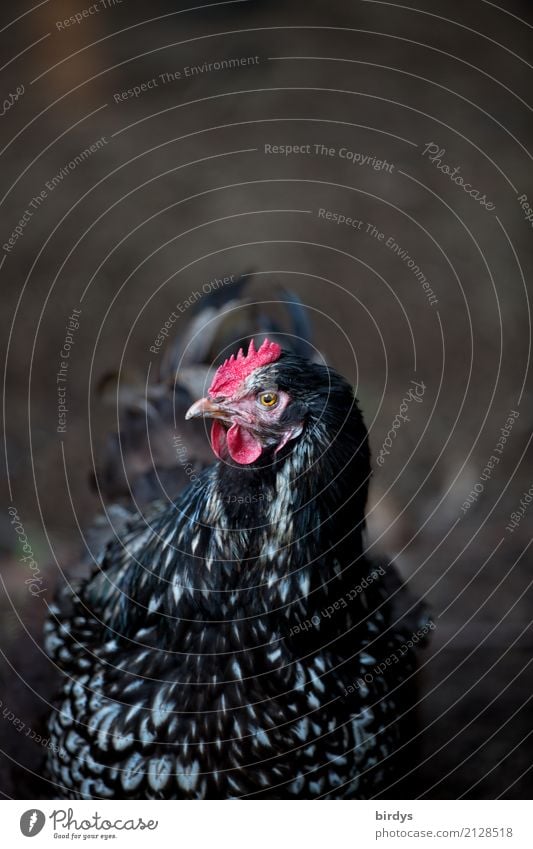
[210,421,263,464]
[226,423,263,464]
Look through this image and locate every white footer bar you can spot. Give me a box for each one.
[4,799,530,848]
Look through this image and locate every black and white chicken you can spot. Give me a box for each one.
[45,336,429,799]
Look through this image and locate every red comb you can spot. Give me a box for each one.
[209,338,282,396]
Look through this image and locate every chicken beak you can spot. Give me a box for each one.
[185,397,229,421]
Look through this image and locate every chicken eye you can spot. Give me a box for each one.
[258,391,278,408]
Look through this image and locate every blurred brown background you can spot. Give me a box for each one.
[1,0,532,798]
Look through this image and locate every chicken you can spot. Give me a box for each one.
[89,273,316,520]
[44,338,430,799]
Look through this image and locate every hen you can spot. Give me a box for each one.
[45,338,429,799]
